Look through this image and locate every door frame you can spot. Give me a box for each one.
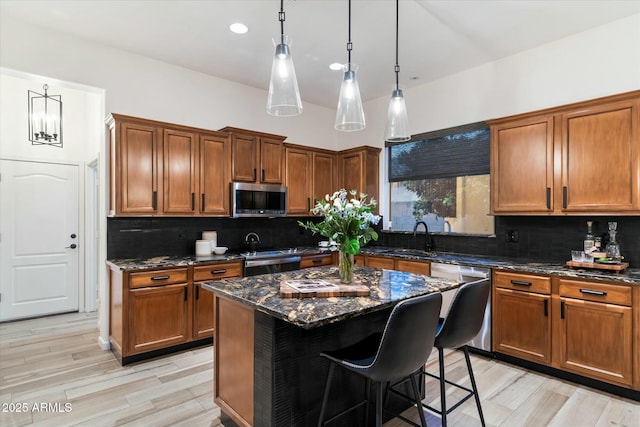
[0,156,86,315]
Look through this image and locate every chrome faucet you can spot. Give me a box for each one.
[413,221,432,251]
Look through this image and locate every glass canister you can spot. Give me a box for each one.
[605,222,621,260]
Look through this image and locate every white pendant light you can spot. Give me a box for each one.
[384,0,410,142]
[335,0,365,131]
[267,0,303,117]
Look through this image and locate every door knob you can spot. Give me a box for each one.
[66,244,77,249]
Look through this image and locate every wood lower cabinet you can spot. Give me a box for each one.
[553,278,634,387]
[488,90,640,215]
[361,255,431,275]
[493,270,639,391]
[493,271,552,364]
[108,260,242,363]
[300,252,334,269]
[128,282,190,354]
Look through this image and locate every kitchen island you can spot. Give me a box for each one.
[202,265,460,427]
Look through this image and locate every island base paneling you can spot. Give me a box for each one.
[214,294,423,427]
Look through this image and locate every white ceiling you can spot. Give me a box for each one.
[2,0,640,109]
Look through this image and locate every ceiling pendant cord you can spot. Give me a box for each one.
[384,0,410,142]
[266,0,303,117]
[335,0,366,132]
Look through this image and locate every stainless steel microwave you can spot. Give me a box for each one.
[231,182,288,217]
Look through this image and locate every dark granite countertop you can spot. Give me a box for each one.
[106,253,246,271]
[106,246,640,285]
[360,247,640,285]
[202,266,461,329]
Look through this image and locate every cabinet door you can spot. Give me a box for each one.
[490,116,554,213]
[312,151,337,202]
[231,135,258,182]
[560,99,639,212]
[341,151,364,194]
[260,137,284,184]
[200,133,230,215]
[128,283,190,354]
[285,147,312,215]
[119,121,161,214]
[366,256,395,269]
[163,129,197,214]
[493,287,551,364]
[556,297,633,387]
[193,283,214,339]
[396,259,430,275]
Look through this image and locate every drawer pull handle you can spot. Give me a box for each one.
[580,288,607,296]
[195,285,200,300]
[184,287,188,301]
[561,301,565,319]
[313,259,323,264]
[546,187,551,209]
[562,186,568,209]
[543,299,548,317]
[151,275,170,281]
[510,280,532,287]
[211,269,227,274]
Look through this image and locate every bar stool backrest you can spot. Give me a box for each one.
[436,278,490,349]
[348,292,442,382]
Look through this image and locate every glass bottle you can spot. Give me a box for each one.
[605,222,621,260]
[583,221,595,253]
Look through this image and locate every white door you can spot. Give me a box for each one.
[0,159,80,321]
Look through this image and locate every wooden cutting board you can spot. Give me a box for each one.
[279,280,370,298]
[566,260,629,271]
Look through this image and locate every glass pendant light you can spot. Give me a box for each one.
[384,0,409,142]
[335,0,365,131]
[267,0,303,116]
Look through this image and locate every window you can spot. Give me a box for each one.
[388,122,494,235]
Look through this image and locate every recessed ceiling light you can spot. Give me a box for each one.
[229,23,248,34]
[329,63,343,71]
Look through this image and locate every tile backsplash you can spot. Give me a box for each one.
[108,215,639,267]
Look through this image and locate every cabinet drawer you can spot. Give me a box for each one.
[558,279,632,306]
[129,268,188,289]
[366,256,396,269]
[300,254,333,268]
[396,259,430,275]
[494,270,551,294]
[193,261,242,281]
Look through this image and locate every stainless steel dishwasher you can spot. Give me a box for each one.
[430,262,492,353]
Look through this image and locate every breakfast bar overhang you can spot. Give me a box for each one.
[202,266,460,427]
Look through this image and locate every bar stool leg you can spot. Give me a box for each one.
[317,363,335,427]
[464,347,486,427]
[409,373,427,427]
[375,381,384,427]
[438,347,447,427]
[365,377,371,427]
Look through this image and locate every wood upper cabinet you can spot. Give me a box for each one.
[492,270,552,364]
[200,132,231,215]
[108,117,161,215]
[163,128,197,215]
[488,90,640,215]
[339,146,381,208]
[490,116,554,213]
[221,127,286,184]
[107,114,231,217]
[553,278,634,387]
[285,143,337,215]
[560,99,639,212]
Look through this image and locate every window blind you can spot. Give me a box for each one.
[388,121,489,182]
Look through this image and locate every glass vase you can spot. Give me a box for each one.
[338,250,354,284]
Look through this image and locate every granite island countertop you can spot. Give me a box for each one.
[201,265,461,329]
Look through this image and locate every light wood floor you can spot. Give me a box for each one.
[1,312,638,427]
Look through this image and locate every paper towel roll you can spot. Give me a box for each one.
[202,231,217,249]
[195,240,211,257]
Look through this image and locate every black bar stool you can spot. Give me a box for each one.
[317,292,443,427]
[423,278,490,427]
